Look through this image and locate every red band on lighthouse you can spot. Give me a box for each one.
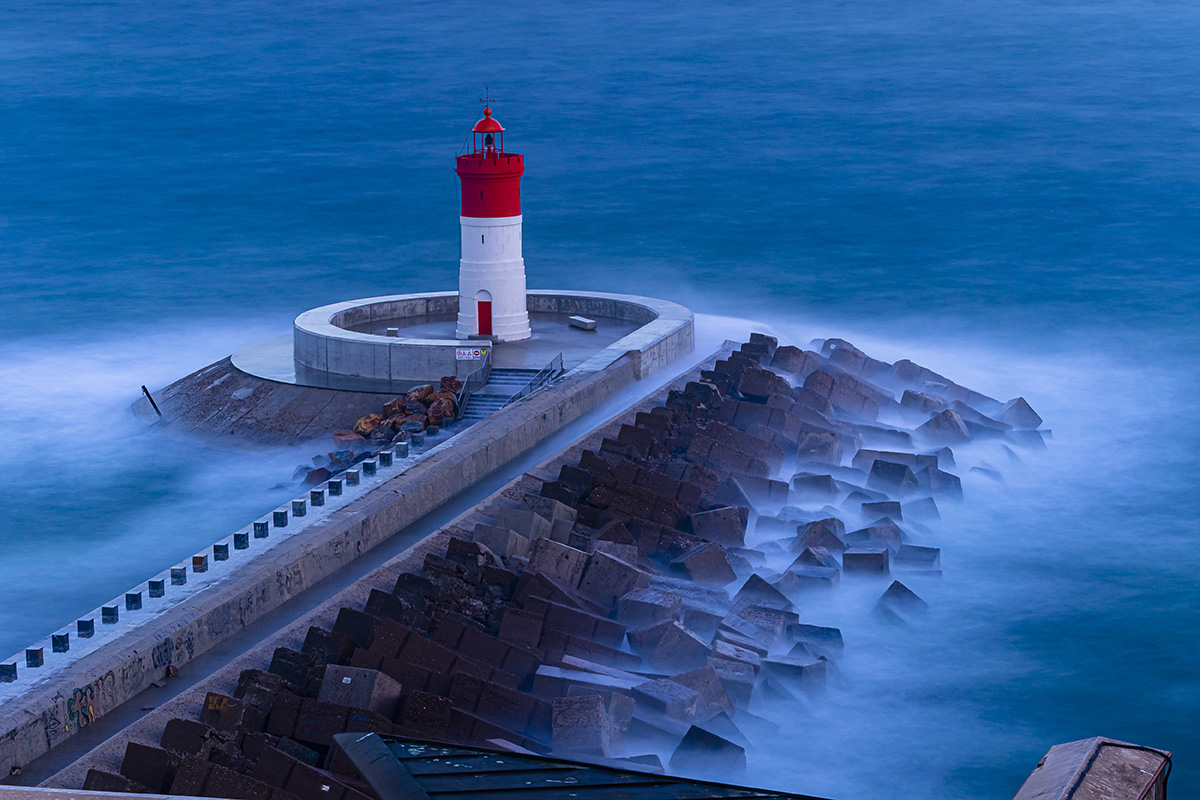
[456,153,524,217]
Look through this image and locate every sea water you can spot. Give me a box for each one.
[1,1,1197,797]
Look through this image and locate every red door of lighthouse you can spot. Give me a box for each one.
[477,300,492,336]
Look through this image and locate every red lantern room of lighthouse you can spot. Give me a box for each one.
[454,107,532,342]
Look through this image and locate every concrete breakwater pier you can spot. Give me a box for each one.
[0,292,692,778]
[12,331,1155,800]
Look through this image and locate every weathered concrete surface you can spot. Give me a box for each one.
[36,344,735,791]
[0,336,688,778]
[1010,737,1170,800]
[134,356,401,446]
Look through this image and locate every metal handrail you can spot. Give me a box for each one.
[454,355,493,420]
[509,352,564,402]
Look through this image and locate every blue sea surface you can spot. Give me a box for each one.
[1,2,1198,797]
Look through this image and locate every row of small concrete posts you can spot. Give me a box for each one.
[0,439,428,684]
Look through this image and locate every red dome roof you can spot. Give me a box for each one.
[471,107,505,133]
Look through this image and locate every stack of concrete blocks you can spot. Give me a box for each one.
[87,333,1039,793]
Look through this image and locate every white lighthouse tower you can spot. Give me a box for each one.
[454,107,532,342]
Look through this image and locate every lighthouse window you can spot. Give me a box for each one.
[480,191,484,200]
[481,235,485,243]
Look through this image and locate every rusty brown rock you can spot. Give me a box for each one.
[353,414,383,436]
[427,398,456,425]
[331,430,366,449]
[382,397,406,418]
[405,385,434,404]
[440,375,463,394]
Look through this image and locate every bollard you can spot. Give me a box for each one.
[362,459,377,476]
[102,606,119,625]
[126,592,142,611]
[192,555,208,574]
[394,441,409,458]
[378,450,393,467]
[77,619,95,638]
[213,543,229,561]
[0,664,15,683]
[149,580,165,598]
[426,425,440,436]
[328,478,343,496]
[345,468,360,486]
[52,634,69,653]
[292,498,306,517]
[253,520,269,538]
[25,649,43,669]
[411,431,425,447]
[234,531,249,550]
[310,488,325,507]
[386,327,399,337]
[273,509,288,528]
[171,567,187,586]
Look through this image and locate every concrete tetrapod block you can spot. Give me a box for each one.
[671,541,737,585]
[617,588,683,629]
[473,523,530,560]
[787,623,844,657]
[793,545,840,570]
[552,694,611,756]
[762,654,827,692]
[916,466,964,500]
[846,517,905,552]
[843,545,890,574]
[647,622,712,673]
[998,396,1042,429]
[732,573,794,612]
[669,666,735,721]
[670,725,747,773]
[896,544,941,570]
[774,565,840,595]
[868,460,920,495]
[875,580,929,623]
[496,507,553,541]
[688,505,748,547]
[318,665,403,720]
[527,538,589,588]
[917,408,972,444]
[632,678,699,723]
[626,619,679,656]
[577,551,651,607]
[794,519,847,554]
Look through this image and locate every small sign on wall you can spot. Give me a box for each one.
[455,347,486,361]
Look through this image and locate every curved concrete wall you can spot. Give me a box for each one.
[293,290,693,385]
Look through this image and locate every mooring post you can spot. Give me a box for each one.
[140,385,163,417]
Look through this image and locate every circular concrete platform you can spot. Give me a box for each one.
[233,290,693,392]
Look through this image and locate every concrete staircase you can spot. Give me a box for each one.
[459,368,553,422]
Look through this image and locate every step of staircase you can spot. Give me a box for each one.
[459,367,564,422]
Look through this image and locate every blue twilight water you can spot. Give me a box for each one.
[1,1,1198,797]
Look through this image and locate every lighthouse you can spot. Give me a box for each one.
[454,107,532,342]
